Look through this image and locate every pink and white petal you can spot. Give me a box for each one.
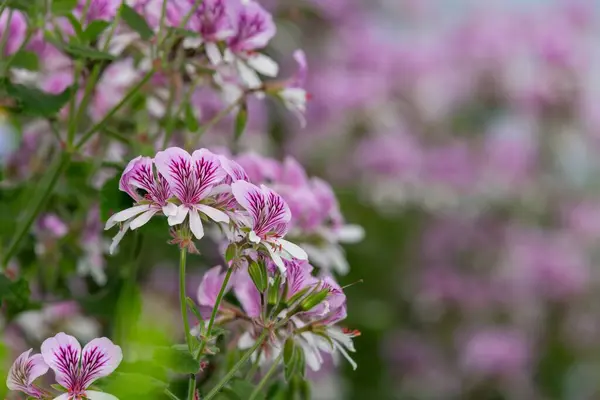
[265,245,286,277]
[41,333,82,390]
[219,156,249,182]
[189,209,205,239]
[205,42,222,65]
[191,148,227,199]
[85,391,119,400]
[129,209,158,230]
[162,202,178,217]
[279,239,308,260]
[248,230,261,244]
[52,393,71,400]
[245,53,279,77]
[109,221,130,255]
[231,181,265,223]
[168,205,189,226]
[105,205,151,230]
[197,266,229,307]
[197,204,230,223]
[79,338,123,388]
[28,354,49,384]
[233,271,262,318]
[154,147,194,202]
[236,59,262,89]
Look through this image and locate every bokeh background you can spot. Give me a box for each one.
[4,0,600,399]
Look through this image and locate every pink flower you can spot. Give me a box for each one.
[197,265,232,308]
[75,0,121,22]
[155,147,230,239]
[37,213,69,239]
[233,269,262,318]
[278,50,309,127]
[6,349,49,399]
[0,9,27,56]
[231,180,307,275]
[105,156,177,253]
[41,333,122,400]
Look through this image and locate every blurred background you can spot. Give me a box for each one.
[4,0,600,399]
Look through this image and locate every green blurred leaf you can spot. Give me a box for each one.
[299,289,328,312]
[10,50,39,71]
[100,175,132,223]
[234,102,248,142]
[62,43,116,60]
[51,0,78,15]
[66,13,84,39]
[186,297,203,323]
[184,102,199,133]
[0,78,73,117]
[83,20,111,43]
[121,4,154,41]
[248,260,268,293]
[0,274,35,319]
[96,372,167,399]
[50,384,67,392]
[154,346,200,374]
[214,379,263,400]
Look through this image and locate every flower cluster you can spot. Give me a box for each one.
[7,333,122,400]
[197,258,359,373]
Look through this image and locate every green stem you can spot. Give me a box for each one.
[195,267,233,359]
[179,247,192,351]
[75,69,154,150]
[1,152,71,268]
[187,374,196,400]
[245,348,263,379]
[203,330,269,400]
[164,388,181,400]
[248,352,283,400]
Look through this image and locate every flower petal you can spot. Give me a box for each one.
[279,239,308,260]
[205,42,222,65]
[266,245,286,277]
[79,338,123,388]
[105,205,150,230]
[41,333,82,390]
[236,59,262,89]
[233,270,262,318]
[168,205,189,226]
[336,224,365,243]
[197,266,230,307]
[52,394,71,400]
[197,204,230,223]
[219,156,249,182]
[231,180,266,225]
[191,148,227,200]
[85,391,119,400]
[6,349,49,394]
[249,230,261,244]
[109,221,130,255]
[189,209,205,240]
[154,147,194,203]
[129,209,158,230]
[245,53,279,77]
[162,202,178,217]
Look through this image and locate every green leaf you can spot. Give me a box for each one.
[299,289,329,312]
[62,43,116,60]
[234,102,248,142]
[267,274,281,304]
[283,337,296,368]
[154,346,200,374]
[51,0,78,15]
[248,260,268,293]
[83,20,111,43]
[10,50,39,71]
[224,243,237,263]
[121,4,154,41]
[0,78,73,117]
[6,0,35,12]
[100,175,131,223]
[0,274,35,319]
[166,27,200,38]
[286,286,311,308]
[186,296,203,323]
[214,379,263,400]
[95,372,167,398]
[50,384,68,392]
[66,13,84,39]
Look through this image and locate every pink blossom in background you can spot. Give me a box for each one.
[6,349,49,399]
[0,10,27,56]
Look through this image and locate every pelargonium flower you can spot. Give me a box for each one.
[6,349,49,399]
[105,155,177,254]
[275,50,309,127]
[197,265,233,309]
[220,0,279,89]
[155,147,230,239]
[184,0,235,64]
[0,9,27,56]
[74,0,121,23]
[231,180,307,275]
[41,333,123,400]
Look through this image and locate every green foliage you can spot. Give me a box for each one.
[100,175,133,222]
[10,50,39,71]
[0,78,74,117]
[214,379,263,400]
[154,346,201,374]
[234,103,248,142]
[120,4,154,41]
[62,43,116,60]
[283,338,305,382]
[248,260,268,293]
[0,274,37,320]
[51,0,79,15]
[299,288,328,312]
